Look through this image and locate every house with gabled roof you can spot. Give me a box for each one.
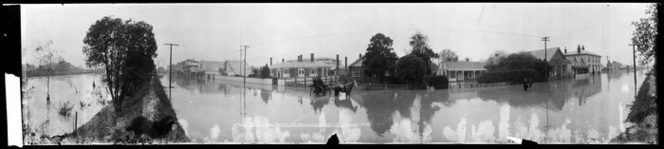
[563,45,602,74]
[521,47,573,78]
[269,53,342,79]
[436,61,487,82]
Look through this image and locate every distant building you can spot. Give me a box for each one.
[348,54,366,78]
[564,45,602,74]
[270,53,342,79]
[522,47,572,78]
[607,61,624,71]
[223,60,253,77]
[199,60,225,76]
[436,61,487,82]
[178,59,201,73]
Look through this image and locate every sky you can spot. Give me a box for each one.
[21,3,653,68]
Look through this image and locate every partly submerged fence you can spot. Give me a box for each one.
[282,76,339,87]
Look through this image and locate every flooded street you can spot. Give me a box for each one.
[21,71,646,144]
[160,70,647,144]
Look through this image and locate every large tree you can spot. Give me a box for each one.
[395,54,427,86]
[484,50,508,71]
[437,49,458,63]
[32,40,63,103]
[82,16,157,113]
[363,33,399,82]
[409,32,439,75]
[631,3,658,66]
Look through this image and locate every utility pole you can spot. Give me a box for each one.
[629,43,637,95]
[541,37,549,79]
[243,45,249,86]
[164,43,179,101]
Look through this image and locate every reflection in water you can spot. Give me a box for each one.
[310,97,330,113]
[333,97,358,113]
[156,71,644,143]
[260,89,271,104]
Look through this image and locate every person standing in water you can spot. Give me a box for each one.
[523,77,529,91]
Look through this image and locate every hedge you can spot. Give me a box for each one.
[476,69,544,84]
[425,75,449,89]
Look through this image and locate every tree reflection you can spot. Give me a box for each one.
[309,97,330,113]
[476,76,602,112]
[351,90,451,138]
[260,89,271,104]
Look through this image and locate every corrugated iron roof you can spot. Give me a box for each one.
[522,47,561,62]
[441,61,486,71]
[348,56,365,68]
[270,60,337,69]
[564,49,601,56]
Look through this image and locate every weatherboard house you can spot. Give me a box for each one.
[270,53,341,79]
[436,61,487,82]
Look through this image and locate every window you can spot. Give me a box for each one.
[276,69,282,78]
[310,69,317,76]
[298,68,305,77]
[352,69,360,77]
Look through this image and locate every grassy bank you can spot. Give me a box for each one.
[610,70,657,144]
[55,75,189,144]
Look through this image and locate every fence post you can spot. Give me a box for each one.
[74,111,78,137]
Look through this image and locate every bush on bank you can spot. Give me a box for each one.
[476,69,544,84]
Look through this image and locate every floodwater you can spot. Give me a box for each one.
[21,70,647,144]
[23,74,111,139]
[162,70,647,144]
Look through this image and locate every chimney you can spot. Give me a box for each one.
[577,45,581,54]
[336,54,339,70]
[270,57,272,65]
[282,58,284,63]
[564,47,567,54]
[359,53,362,58]
[582,45,585,51]
[345,57,348,69]
[311,53,314,62]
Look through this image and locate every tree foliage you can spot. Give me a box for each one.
[409,32,439,75]
[631,3,658,65]
[82,16,157,113]
[260,64,271,78]
[32,40,64,102]
[363,33,399,82]
[437,49,458,62]
[484,50,507,69]
[485,52,552,79]
[395,54,427,86]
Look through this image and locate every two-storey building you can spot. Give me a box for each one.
[564,45,602,74]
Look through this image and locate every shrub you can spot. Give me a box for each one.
[426,75,449,89]
[477,69,544,84]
